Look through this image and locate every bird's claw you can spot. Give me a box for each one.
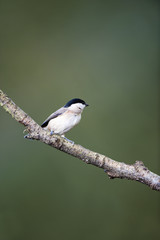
[50,132,74,144]
[50,130,54,136]
[63,136,74,144]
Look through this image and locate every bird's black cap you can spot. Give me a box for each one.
[64,98,89,107]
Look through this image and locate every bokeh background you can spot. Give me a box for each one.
[0,0,159,239]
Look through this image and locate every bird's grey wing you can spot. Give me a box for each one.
[41,107,67,128]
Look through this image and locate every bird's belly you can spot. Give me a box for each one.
[48,114,81,135]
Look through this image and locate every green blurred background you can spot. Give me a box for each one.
[0,0,159,239]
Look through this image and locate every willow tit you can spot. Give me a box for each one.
[41,98,89,141]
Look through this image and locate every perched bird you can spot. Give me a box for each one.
[41,98,89,142]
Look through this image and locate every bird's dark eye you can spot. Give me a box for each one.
[78,107,81,110]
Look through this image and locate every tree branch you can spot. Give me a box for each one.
[0,89,160,191]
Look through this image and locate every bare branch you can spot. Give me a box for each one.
[0,89,160,191]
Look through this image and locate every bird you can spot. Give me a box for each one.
[41,98,89,142]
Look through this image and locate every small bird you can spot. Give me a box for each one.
[41,98,89,142]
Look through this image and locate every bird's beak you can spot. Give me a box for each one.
[85,103,89,107]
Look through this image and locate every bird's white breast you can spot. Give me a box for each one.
[47,111,81,135]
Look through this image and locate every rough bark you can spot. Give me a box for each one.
[0,89,160,191]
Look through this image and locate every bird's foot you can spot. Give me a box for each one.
[62,136,74,144]
[50,130,54,136]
